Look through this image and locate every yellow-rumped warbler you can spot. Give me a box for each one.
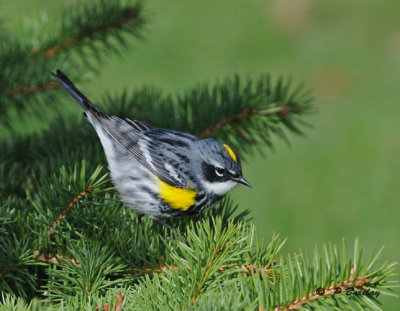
[52,70,250,234]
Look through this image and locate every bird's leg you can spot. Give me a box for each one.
[151,216,189,245]
[137,213,143,224]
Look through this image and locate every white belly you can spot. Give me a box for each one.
[95,126,162,216]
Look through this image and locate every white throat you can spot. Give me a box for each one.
[201,180,237,196]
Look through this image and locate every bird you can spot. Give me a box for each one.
[52,69,251,238]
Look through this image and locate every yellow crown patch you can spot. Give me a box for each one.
[155,177,197,211]
[222,144,237,162]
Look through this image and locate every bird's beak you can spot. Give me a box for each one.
[232,176,252,187]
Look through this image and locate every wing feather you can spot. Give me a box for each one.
[95,115,194,188]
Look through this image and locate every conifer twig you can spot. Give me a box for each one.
[5,82,59,96]
[190,242,229,305]
[197,104,301,138]
[128,263,276,277]
[274,268,371,311]
[197,108,259,138]
[38,8,140,59]
[49,185,94,240]
[128,264,179,276]
[219,263,277,277]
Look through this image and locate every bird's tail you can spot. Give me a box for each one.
[52,69,102,114]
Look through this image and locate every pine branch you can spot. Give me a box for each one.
[0,0,144,126]
[49,185,94,240]
[37,3,143,59]
[0,236,44,300]
[128,262,275,278]
[5,81,60,96]
[42,241,127,304]
[274,268,371,310]
[0,117,104,196]
[253,239,398,311]
[190,242,230,305]
[29,162,113,249]
[0,199,397,310]
[197,104,303,138]
[32,249,276,282]
[197,107,260,138]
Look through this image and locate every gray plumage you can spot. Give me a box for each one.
[52,69,250,218]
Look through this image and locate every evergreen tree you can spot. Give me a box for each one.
[0,1,397,310]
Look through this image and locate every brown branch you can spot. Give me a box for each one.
[33,250,81,266]
[96,293,124,311]
[35,254,276,279]
[0,263,14,280]
[218,263,278,278]
[5,81,59,96]
[37,9,139,59]
[128,262,276,279]
[233,125,258,146]
[49,185,94,240]
[274,268,371,311]
[197,108,259,138]
[189,242,229,306]
[128,263,179,276]
[196,104,299,139]
[0,250,85,279]
[33,248,279,288]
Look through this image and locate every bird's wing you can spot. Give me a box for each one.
[140,129,197,189]
[52,70,191,188]
[98,116,192,188]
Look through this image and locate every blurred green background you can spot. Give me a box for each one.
[2,0,399,307]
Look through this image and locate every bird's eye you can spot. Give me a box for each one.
[214,167,225,177]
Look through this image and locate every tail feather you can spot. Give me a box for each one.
[52,69,101,114]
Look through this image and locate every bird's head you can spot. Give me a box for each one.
[194,139,251,196]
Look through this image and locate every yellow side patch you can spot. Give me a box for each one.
[155,177,197,211]
[223,144,237,162]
